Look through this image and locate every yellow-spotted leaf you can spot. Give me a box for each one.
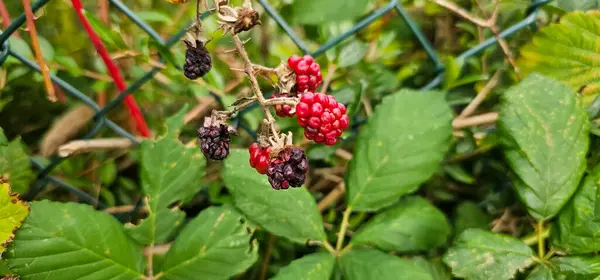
[0,183,29,256]
[519,11,600,103]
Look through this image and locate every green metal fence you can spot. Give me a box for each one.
[0,0,551,210]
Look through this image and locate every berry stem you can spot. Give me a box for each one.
[231,34,280,140]
[335,206,352,252]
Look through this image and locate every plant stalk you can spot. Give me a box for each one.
[336,207,352,252]
[537,220,545,258]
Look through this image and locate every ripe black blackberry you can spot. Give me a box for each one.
[198,124,231,160]
[184,40,212,80]
[267,147,308,190]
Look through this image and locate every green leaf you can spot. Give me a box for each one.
[0,128,35,194]
[526,265,557,280]
[351,196,450,253]
[136,11,172,23]
[0,183,29,256]
[0,260,10,276]
[552,164,600,253]
[37,36,54,61]
[5,201,145,279]
[161,104,190,138]
[160,206,258,280]
[346,89,453,212]
[270,252,335,280]
[339,249,441,280]
[222,149,326,244]
[550,256,600,279]
[498,73,589,220]
[553,0,600,11]
[518,11,600,100]
[454,201,491,234]
[443,229,535,280]
[337,41,368,68]
[291,0,373,24]
[126,131,205,245]
[84,10,128,50]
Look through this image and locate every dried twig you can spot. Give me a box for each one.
[40,105,95,156]
[318,183,346,212]
[452,112,498,129]
[320,63,337,92]
[429,0,492,27]
[458,70,501,118]
[335,149,353,161]
[22,0,56,102]
[58,138,138,157]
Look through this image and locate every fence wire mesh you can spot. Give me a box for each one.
[0,0,551,211]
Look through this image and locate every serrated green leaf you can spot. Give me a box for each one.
[270,252,335,280]
[351,196,450,253]
[291,0,373,25]
[0,183,28,256]
[550,256,600,279]
[443,229,535,280]
[498,73,589,220]
[126,136,205,245]
[0,260,10,276]
[554,0,600,11]
[5,201,144,279]
[552,164,600,253]
[222,150,326,244]
[0,128,35,194]
[161,104,190,138]
[410,257,452,280]
[339,249,441,280]
[454,201,491,234]
[519,11,600,101]
[526,265,559,280]
[346,89,453,212]
[160,206,258,280]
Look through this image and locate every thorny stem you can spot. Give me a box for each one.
[537,220,545,259]
[336,207,352,252]
[231,34,281,141]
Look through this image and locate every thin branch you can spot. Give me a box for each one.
[318,183,345,212]
[453,112,498,129]
[429,0,491,27]
[58,138,138,157]
[335,149,353,161]
[262,97,299,107]
[259,234,276,280]
[458,70,501,118]
[231,34,280,140]
[320,63,337,92]
[22,0,56,102]
[0,0,18,36]
[336,207,352,251]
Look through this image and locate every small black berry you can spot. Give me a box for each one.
[267,147,308,190]
[184,40,212,80]
[198,124,230,160]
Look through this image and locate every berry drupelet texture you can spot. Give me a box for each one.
[198,124,230,160]
[184,40,212,80]
[267,147,308,190]
[296,92,349,146]
[249,143,271,174]
[270,93,295,117]
[287,55,322,94]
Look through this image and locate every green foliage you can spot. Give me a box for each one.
[0,183,29,256]
[351,196,450,253]
[339,249,443,280]
[519,11,600,101]
[554,0,600,11]
[346,89,453,212]
[222,150,326,244]
[444,229,535,280]
[160,206,258,280]
[290,0,373,24]
[5,201,145,280]
[498,74,589,220]
[0,128,35,194]
[270,253,335,280]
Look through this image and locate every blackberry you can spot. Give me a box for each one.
[267,147,308,190]
[198,124,230,160]
[184,40,212,80]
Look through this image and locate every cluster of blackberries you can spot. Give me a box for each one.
[183,40,212,80]
[249,144,308,190]
[197,124,231,161]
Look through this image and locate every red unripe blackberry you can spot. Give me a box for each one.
[184,40,212,80]
[296,92,349,146]
[267,147,308,190]
[249,143,270,174]
[287,55,323,93]
[198,124,230,160]
[270,93,295,117]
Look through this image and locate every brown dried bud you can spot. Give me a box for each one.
[234,7,261,34]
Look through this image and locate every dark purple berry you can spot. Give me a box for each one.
[198,124,230,160]
[184,40,212,80]
[267,147,308,190]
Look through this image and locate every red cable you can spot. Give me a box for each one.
[71,0,151,138]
